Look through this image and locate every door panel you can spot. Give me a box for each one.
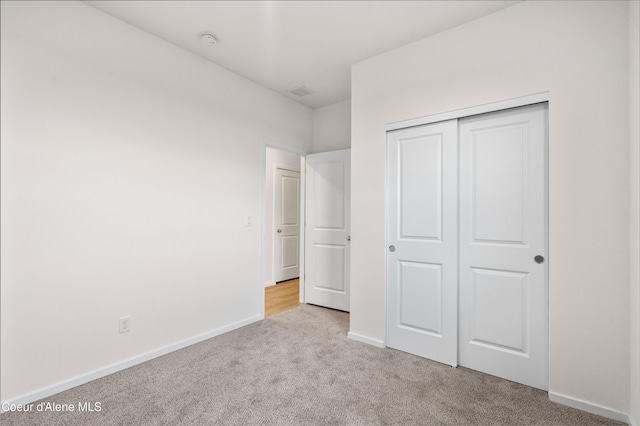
[274,168,300,282]
[281,235,299,268]
[459,103,548,390]
[314,244,346,292]
[472,126,526,244]
[399,134,443,240]
[305,150,351,312]
[398,261,442,334]
[386,120,458,366]
[470,267,528,353]
[281,176,299,225]
[314,162,346,229]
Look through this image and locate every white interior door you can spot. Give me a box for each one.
[386,120,458,366]
[274,167,300,283]
[304,149,351,312]
[458,104,548,390]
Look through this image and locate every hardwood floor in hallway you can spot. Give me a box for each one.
[265,278,301,317]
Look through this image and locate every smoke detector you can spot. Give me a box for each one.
[200,33,218,46]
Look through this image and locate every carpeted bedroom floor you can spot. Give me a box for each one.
[0,304,623,425]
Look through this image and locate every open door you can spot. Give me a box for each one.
[304,149,351,312]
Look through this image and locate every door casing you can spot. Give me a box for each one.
[260,142,307,318]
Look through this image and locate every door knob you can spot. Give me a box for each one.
[534,255,544,264]
[277,229,282,233]
[347,236,351,241]
[389,245,395,252]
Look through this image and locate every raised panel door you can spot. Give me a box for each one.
[458,104,548,390]
[274,168,300,282]
[305,150,351,312]
[386,120,458,366]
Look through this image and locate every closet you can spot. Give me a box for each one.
[386,102,548,390]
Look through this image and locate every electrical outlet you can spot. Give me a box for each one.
[119,316,131,334]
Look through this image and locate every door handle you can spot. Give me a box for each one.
[534,255,544,264]
[347,236,351,241]
[277,229,282,233]
[389,245,395,252]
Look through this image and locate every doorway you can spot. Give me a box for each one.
[261,143,352,318]
[264,147,303,288]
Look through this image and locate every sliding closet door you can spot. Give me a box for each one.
[458,104,548,390]
[386,120,458,366]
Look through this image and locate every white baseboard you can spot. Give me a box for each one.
[264,281,276,287]
[549,392,631,424]
[347,331,385,348]
[1,315,262,413]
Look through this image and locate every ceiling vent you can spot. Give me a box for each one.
[289,85,314,97]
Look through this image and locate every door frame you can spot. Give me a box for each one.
[260,140,308,319]
[386,93,549,132]
[384,92,549,364]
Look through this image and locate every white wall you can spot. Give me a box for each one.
[351,0,633,418]
[0,1,312,403]
[264,147,301,286]
[312,99,351,152]
[629,0,640,423]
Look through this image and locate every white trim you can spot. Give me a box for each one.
[299,156,306,304]
[348,331,386,348]
[275,164,300,173]
[262,138,307,156]
[383,124,391,350]
[0,315,262,413]
[260,142,268,316]
[548,392,631,424]
[264,281,276,287]
[385,92,549,132]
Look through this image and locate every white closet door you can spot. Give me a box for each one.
[458,104,548,390]
[386,120,458,366]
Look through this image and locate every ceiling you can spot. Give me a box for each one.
[85,1,520,109]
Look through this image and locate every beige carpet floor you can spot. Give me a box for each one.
[0,304,623,425]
